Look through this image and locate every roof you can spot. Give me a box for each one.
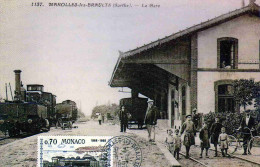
[109,2,260,86]
[122,3,260,58]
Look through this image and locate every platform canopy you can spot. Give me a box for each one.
[109,39,190,99]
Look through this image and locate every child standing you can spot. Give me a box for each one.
[165,129,174,154]
[219,127,229,157]
[199,123,210,158]
[173,129,182,159]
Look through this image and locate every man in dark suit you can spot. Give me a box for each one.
[210,117,222,157]
[240,110,257,155]
[192,108,200,130]
[119,106,128,132]
[145,100,158,142]
[181,115,196,159]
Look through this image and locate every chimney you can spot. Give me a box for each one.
[242,0,245,7]
[14,70,22,96]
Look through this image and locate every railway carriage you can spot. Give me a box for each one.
[120,97,148,129]
[55,100,78,129]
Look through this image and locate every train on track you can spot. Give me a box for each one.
[55,100,78,130]
[119,97,148,129]
[43,154,103,167]
[0,70,78,137]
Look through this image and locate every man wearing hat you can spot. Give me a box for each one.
[192,108,200,131]
[144,100,158,142]
[119,106,128,132]
[181,114,196,158]
[239,110,256,155]
[210,116,222,156]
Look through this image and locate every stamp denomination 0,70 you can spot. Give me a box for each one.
[38,136,112,167]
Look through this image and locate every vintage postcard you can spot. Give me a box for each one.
[0,0,260,166]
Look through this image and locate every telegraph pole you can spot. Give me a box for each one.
[9,83,14,100]
[5,83,8,101]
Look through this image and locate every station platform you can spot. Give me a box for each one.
[130,120,260,167]
[130,120,181,167]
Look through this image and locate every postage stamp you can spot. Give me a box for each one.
[38,136,113,167]
[38,135,142,167]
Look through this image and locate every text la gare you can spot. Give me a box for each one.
[142,4,160,8]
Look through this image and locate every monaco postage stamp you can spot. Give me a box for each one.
[38,135,142,167]
[38,136,113,167]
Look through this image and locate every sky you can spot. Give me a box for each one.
[0,0,258,116]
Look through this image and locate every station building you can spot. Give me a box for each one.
[109,2,260,130]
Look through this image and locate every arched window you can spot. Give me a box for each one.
[217,37,238,69]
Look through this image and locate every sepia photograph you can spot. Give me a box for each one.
[0,0,260,166]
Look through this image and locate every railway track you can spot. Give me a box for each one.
[179,148,260,167]
[0,137,9,141]
[0,136,18,146]
[187,144,260,167]
[0,133,39,146]
[205,145,260,166]
[0,127,58,146]
[179,152,210,167]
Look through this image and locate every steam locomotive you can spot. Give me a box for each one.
[0,70,56,136]
[0,70,78,136]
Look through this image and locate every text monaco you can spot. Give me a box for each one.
[61,139,86,144]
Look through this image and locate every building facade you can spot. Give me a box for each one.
[110,2,260,130]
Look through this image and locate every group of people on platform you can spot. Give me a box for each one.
[117,99,258,159]
[166,110,258,159]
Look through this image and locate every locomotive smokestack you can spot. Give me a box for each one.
[14,70,22,96]
[241,0,245,7]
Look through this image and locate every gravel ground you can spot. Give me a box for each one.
[130,126,260,167]
[178,153,205,167]
[0,120,171,167]
[185,145,259,167]
[125,133,171,167]
[0,121,259,167]
[0,132,32,146]
[0,138,20,146]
